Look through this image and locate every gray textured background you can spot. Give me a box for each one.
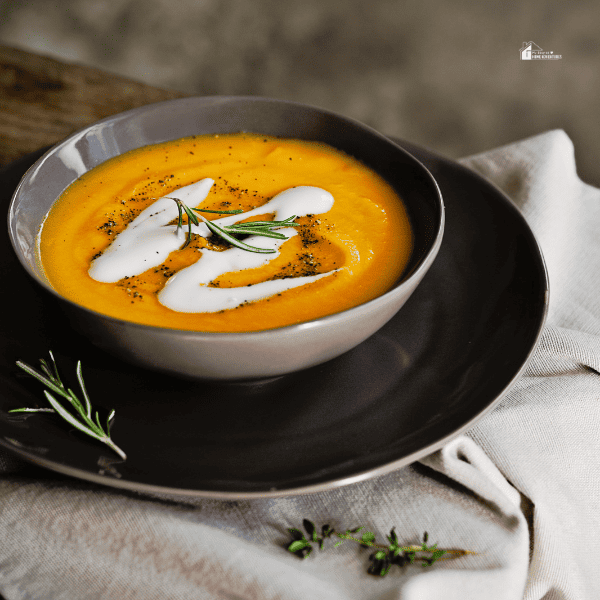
[1,0,598,184]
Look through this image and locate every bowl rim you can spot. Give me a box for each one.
[8,95,445,340]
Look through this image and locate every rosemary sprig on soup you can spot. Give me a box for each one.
[168,196,301,253]
[38,133,413,332]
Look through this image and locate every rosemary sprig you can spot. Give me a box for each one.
[286,519,472,577]
[10,352,126,460]
[168,197,300,253]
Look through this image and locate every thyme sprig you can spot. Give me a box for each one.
[168,197,300,253]
[286,519,472,577]
[9,352,126,460]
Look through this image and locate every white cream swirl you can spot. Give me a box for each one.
[89,179,338,313]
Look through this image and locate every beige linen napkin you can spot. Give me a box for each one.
[1,130,599,600]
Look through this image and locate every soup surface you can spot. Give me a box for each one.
[39,133,413,332]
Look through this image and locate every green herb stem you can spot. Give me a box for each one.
[10,352,126,460]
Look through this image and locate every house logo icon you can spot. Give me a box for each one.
[520,41,562,60]
[520,41,542,60]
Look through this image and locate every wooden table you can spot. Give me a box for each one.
[0,44,186,167]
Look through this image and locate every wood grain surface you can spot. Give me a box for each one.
[0,44,186,166]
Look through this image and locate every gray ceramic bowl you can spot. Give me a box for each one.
[8,96,444,381]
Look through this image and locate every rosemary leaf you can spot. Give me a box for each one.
[190,207,243,215]
[203,218,277,254]
[231,217,300,228]
[9,407,55,413]
[16,360,66,399]
[222,227,288,239]
[76,361,93,419]
[42,390,104,440]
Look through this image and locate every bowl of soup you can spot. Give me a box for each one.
[8,96,443,380]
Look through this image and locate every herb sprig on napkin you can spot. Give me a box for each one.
[286,519,471,577]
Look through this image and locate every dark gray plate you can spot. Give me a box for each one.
[0,139,548,498]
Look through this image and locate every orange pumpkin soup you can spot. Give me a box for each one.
[39,133,413,332]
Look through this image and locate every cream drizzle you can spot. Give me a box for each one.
[89,178,214,283]
[88,179,339,313]
[158,228,337,313]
